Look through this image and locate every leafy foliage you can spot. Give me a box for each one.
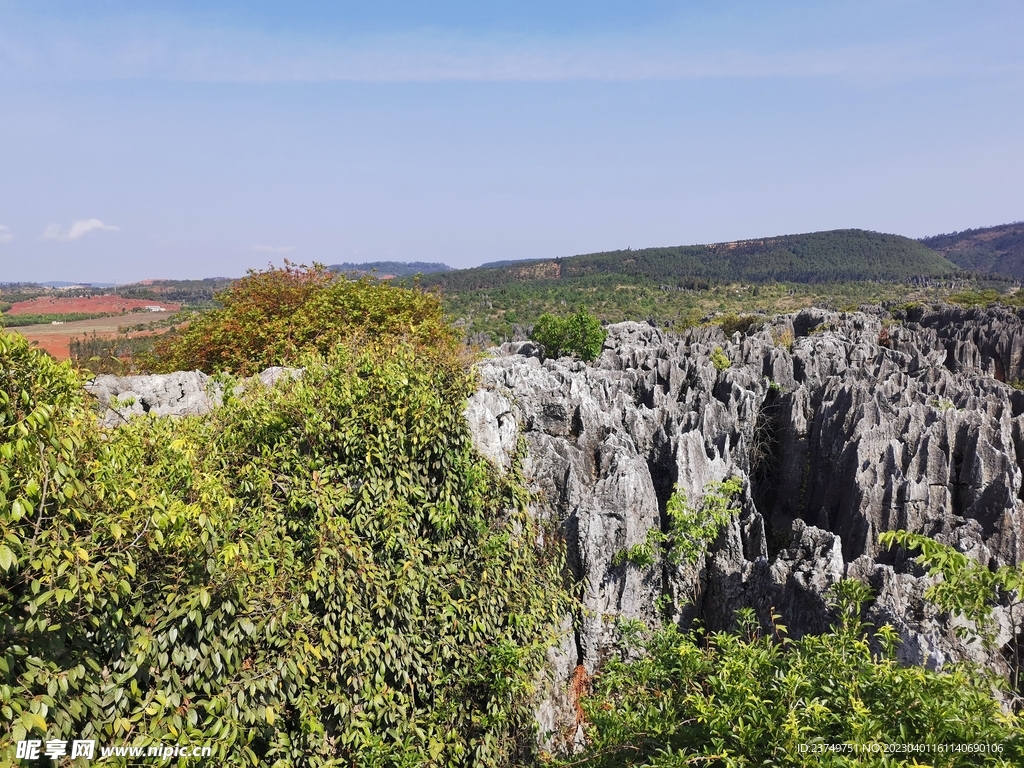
[880,530,1024,694]
[717,314,763,336]
[668,478,742,566]
[613,479,742,570]
[710,347,731,372]
[1,332,566,765]
[529,308,606,362]
[558,582,1020,767]
[148,263,459,376]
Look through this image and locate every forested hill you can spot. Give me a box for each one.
[921,222,1024,280]
[328,260,450,277]
[419,229,957,291]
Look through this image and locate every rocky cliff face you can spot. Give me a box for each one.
[465,305,1024,750]
[84,305,1024,752]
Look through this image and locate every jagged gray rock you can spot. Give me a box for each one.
[85,367,305,427]
[85,370,222,427]
[471,305,1024,746]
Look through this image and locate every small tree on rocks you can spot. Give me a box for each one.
[530,307,606,362]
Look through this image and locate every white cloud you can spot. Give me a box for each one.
[43,218,120,242]
[253,245,294,253]
[0,225,14,244]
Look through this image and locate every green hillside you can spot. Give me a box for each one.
[329,260,451,277]
[921,222,1024,279]
[421,229,957,292]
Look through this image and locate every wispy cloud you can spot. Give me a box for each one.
[0,225,14,244]
[253,245,294,254]
[43,219,120,242]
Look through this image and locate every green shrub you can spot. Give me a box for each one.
[529,308,607,362]
[148,262,459,376]
[710,346,731,371]
[880,529,1024,693]
[560,581,1021,767]
[0,333,567,765]
[772,328,795,352]
[613,478,742,570]
[718,313,762,336]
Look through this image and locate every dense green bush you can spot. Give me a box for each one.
[559,582,1021,767]
[1,332,566,766]
[717,313,763,336]
[149,262,459,376]
[529,308,606,362]
[710,347,731,371]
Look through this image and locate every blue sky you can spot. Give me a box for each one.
[0,1,1022,282]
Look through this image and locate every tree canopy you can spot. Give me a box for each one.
[149,263,458,376]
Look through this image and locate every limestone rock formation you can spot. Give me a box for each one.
[468,305,1024,749]
[86,370,221,427]
[85,367,303,427]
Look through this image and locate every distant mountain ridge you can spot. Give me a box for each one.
[920,222,1024,280]
[328,261,451,277]
[419,228,958,292]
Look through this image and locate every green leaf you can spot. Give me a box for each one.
[0,544,16,572]
[21,711,47,734]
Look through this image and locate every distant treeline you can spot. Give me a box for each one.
[328,261,451,277]
[418,229,959,293]
[921,222,1024,280]
[0,312,112,327]
[0,278,234,309]
[106,278,233,306]
[2,268,456,309]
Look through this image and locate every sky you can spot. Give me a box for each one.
[0,1,1022,283]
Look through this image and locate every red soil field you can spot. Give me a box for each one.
[5,295,181,315]
[19,335,74,360]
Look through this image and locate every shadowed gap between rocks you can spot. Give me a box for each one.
[749,387,785,558]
